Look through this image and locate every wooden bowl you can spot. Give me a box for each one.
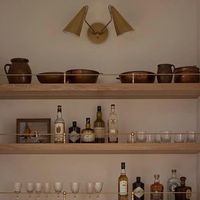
[66,69,99,83]
[37,72,64,83]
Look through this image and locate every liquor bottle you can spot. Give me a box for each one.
[54,105,65,143]
[94,106,105,143]
[132,177,144,200]
[118,162,128,200]
[167,169,181,200]
[23,122,32,143]
[175,177,192,200]
[108,104,118,143]
[68,121,81,143]
[150,174,164,200]
[81,118,95,143]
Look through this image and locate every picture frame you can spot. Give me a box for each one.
[16,118,51,143]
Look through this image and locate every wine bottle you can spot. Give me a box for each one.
[94,106,105,143]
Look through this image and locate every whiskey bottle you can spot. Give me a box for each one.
[23,122,32,143]
[132,177,144,200]
[150,174,164,200]
[167,169,181,200]
[118,162,128,200]
[108,104,118,143]
[94,106,105,143]
[54,105,65,143]
[81,118,95,143]
[175,177,192,200]
[68,121,80,143]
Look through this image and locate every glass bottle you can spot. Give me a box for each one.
[118,162,128,200]
[150,174,164,200]
[175,177,192,200]
[23,122,32,143]
[108,104,118,143]
[167,169,181,200]
[81,118,95,143]
[132,177,144,200]
[68,121,80,143]
[94,106,105,143]
[54,105,65,143]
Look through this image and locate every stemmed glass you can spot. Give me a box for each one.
[14,182,22,200]
[70,182,80,199]
[44,182,51,200]
[26,182,34,200]
[35,182,42,200]
[87,182,94,198]
[94,182,103,199]
[54,182,63,200]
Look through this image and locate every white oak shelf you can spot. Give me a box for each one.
[0,83,199,99]
[0,143,199,154]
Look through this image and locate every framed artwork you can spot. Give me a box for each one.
[16,118,51,143]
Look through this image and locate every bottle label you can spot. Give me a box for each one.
[81,132,95,142]
[94,127,105,138]
[120,181,128,195]
[134,187,144,198]
[186,189,192,199]
[69,131,80,143]
[54,123,64,142]
[151,191,163,200]
[169,183,179,192]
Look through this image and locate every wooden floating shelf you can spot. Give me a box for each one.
[0,83,199,99]
[0,143,200,154]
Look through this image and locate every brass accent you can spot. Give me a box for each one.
[109,5,134,35]
[87,23,109,44]
[63,6,88,36]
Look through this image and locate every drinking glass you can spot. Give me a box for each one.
[70,182,80,199]
[161,131,171,143]
[35,182,42,200]
[174,133,185,143]
[154,134,161,143]
[44,182,51,199]
[127,132,136,143]
[187,131,196,143]
[14,182,22,200]
[54,182,63,200]
[87,182,94,198]
[136,131,146,143]
[26,182,34,199]
[94,182,103,198]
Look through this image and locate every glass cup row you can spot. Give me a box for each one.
[127,131,198,143]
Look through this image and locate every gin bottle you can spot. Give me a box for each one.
[132,177,144,200]
[175,177,192,200]
[167,169,181,200]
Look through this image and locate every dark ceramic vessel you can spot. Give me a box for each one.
[157,64,175,83]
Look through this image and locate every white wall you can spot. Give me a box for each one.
[0,0,199,200]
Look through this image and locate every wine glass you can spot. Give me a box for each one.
[26,182,34,199]
[70,182,80,199]
[94,182,103,198]
[35,182,42,200]
[87,182,94,198]
[54,182,63,200]
[14,182,22,200]
[44,182,51,200]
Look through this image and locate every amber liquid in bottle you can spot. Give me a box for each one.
[81,118,95,143]
[150,174,164,200]
[94,106,105,143]
[118,162,128,200]
[175,177,192,200]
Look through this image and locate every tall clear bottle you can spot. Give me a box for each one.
[150,174,164,200]
[108,104,118,143]
[167,169,181,200]
[94,106,105,143]
[118,162,128,200]
[54,105,65,143]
